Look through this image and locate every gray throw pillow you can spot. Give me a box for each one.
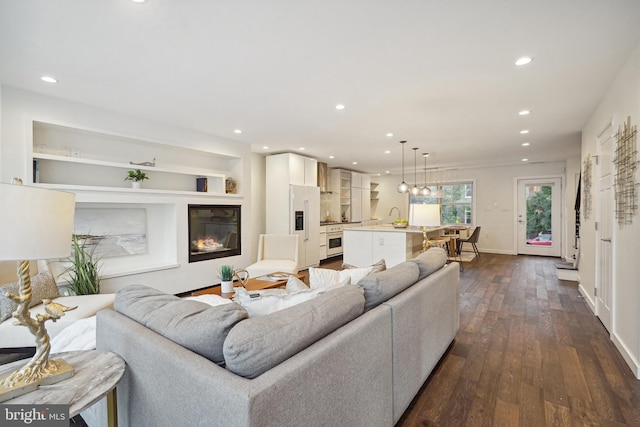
[223,285,365,378]
[357,261,419,311]
[115,285,248,366]
[408,247,448,281]
[0,272,59,322]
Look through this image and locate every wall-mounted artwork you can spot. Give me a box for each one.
[582,154,593,220]
[74,208,147,258]
[613,116,638,226]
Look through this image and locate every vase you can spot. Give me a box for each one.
[131,181,141,189]
[221,280,234,293]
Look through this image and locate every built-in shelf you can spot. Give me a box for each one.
[30,120,242,196]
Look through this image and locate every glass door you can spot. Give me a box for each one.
[516,178,562,257]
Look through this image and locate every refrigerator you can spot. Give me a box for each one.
[290,185,320,269]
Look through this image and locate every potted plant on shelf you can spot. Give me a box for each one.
[125,169,149,189]
[59,234,101,295]
[219,264,234,294]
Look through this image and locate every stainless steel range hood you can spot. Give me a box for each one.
[317,162,332,193]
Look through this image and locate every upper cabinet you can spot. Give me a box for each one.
[267,153,317,187]
[29,120,243,196]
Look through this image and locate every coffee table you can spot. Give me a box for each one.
[191,272,305,298]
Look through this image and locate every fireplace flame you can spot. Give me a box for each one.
[193,238,224,252]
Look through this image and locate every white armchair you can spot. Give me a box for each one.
[245,234,299,279]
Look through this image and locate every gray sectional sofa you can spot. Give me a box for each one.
[97,249,460,427]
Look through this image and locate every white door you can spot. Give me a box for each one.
[596,122,614,332]
[516,178,562,257]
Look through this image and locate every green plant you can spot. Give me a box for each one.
[60,234,101,295]
[219,265,234,282]
[124,169,149,182]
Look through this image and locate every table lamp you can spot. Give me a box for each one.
[0,181,76,402]
[409,203,441,252]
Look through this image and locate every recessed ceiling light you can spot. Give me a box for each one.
[384,150,391,154]
[515,57,533,66]
[131,0,146,3]
[386,133,393,137]
[385,171,390,174]
[520,130,529,134]
[329,155,335,159]
[522,158,529,162]
[299,147,305,151]
[518,110,530,116]
[335,104,345,110]
[41,76,58,83]
[352,162,358,165]
[262,146,269,149]
[234,129,242,134]
[522,142,530,147]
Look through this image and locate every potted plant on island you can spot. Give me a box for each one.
[219,264,234,294]
[59,234,101,295]
[125,169,149,189]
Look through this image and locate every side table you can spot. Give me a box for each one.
[1,350,125,426]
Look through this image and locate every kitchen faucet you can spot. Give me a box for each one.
[388,207,401,220]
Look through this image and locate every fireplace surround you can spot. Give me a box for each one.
[188,204,241,263]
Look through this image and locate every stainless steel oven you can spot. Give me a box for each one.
[326,224,343,257]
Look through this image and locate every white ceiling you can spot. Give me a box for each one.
[2,0,640,175]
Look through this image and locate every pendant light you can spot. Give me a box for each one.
[410,148,420,195]
[396,141,409,193]
[420,153,432,196]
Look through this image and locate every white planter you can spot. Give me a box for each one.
[131,181,141,189]
[221,280,234,293]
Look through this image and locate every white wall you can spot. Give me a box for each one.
[580,41,640,377]
[373,161,570,255]
[249,153,266,263]
[1,86,254,295]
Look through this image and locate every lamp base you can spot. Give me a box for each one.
[0,358,74,403]
[421,226,432,253]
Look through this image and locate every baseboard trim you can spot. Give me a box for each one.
[578,284,595,312]
[611,333,640,379]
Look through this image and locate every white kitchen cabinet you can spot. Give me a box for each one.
[319,225,327,261]
[267,153,317,188]
[343,228,422,268]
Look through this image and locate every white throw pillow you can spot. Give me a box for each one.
[233,287,322,317]
[185,294,234,307]
[308,268,351,291]
[285,275,309,292]
[339,266,374,285]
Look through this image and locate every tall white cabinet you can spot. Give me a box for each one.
[265,153,319,270]
[332,169,371,222]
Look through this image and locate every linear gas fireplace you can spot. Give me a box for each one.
[188,204,241,263]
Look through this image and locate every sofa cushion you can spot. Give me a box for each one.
[357,262,420,311]
[115,285,248,365]
[233,287,323,317]
[0,272,59,322]
[223,285,365,378]
[408,247,448,281]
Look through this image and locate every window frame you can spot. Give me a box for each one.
[409,179,476,226]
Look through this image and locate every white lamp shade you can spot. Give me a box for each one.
[409,203,440,227]
[0,183,76,260]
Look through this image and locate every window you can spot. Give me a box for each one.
[410,181,474,225]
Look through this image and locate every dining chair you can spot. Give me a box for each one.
[457,226,481,259]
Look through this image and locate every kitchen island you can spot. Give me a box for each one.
[343,225,448,268]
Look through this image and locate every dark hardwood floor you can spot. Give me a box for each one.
[396,253,640,426]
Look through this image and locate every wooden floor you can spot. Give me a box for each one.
[396,253,640,427]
